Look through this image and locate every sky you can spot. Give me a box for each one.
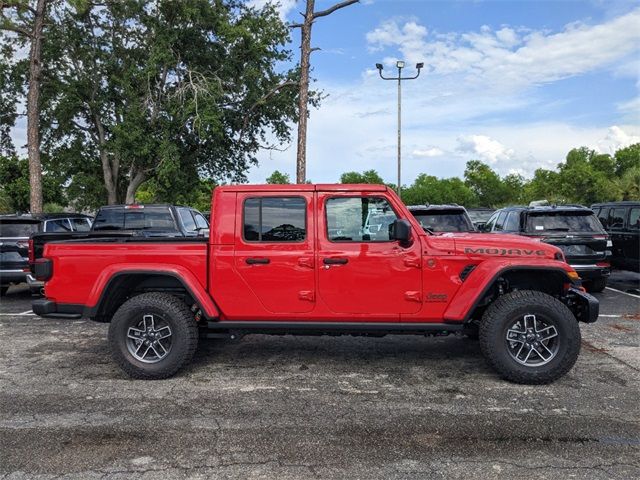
[246,0,640,185]
[8,0,640,186]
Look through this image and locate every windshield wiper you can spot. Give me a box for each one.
[543,227,570,231]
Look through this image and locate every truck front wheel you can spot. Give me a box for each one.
[479,290,581,384]
[108,292,198,379]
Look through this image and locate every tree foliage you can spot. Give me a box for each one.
[0,155,64,212]
[340,169,385,184]
[266,170,291,184]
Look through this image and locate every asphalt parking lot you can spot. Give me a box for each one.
[1,272,639,479]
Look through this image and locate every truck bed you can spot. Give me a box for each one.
[39,236,208,308]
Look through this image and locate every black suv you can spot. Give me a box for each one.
[484,205,610,292]
[91,204,209,237]
[591,201,639,272]
[0,213,93,295]
[407,204,476,233]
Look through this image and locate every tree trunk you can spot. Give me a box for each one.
[125,168,146,204]
[94,115,118,204]
[26,0,48,213]
[295,0,314,184]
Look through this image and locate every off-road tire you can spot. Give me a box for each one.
[479,290,581,384]
[585,278,607,293]
[109,292,198,380]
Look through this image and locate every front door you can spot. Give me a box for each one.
[234,193,315,314]
[316,192,422,317]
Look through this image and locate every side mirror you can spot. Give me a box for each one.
[476,222,486,232]
[390,219,412,246]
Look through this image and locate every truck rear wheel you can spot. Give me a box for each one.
[108,293,198,379]
[479,290,581,384]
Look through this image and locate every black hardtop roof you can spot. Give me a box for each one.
[407,204,466,212]
[0,213,92,222]
[591,201,640,207]
[497,205,593,213]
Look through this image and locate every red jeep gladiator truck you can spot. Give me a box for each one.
[31,184,598,383]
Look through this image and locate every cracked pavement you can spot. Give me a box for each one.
[0,272,638,479]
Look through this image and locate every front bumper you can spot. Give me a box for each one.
[32,299,84,319]
[566,287,599,323]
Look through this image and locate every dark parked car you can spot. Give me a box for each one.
[467,207,495,230]
[591,201,639,272]
[484,205,610,292]
[91,204,209,237]
[0,213,93,295]
[407,204,476,233]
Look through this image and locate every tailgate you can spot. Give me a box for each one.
[528,234,608,264]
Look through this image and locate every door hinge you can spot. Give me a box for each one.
[404,291,422,302]
[404,258,421,268]
[298,290,315,302]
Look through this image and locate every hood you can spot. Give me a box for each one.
[445,232,563,260]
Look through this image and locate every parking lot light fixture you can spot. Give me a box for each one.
[376,60,424,198]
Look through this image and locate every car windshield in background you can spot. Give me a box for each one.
[468,210,494,224]
[412,212,474,232]
[93,208,177,231]
[0,221,39,237]
[526,213,603,233]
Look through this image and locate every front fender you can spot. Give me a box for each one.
[443,260,575,322]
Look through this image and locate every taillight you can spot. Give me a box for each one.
[33,258,53,281]
[596,261,610,268]
[28,238,35,263]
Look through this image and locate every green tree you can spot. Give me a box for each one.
[618,166,640,200]
[557,147,620,204]
[402,174,476,206]
[266,170,291,184]
[463,160,510,207]
[614,143,640,176]
[39,0,300,207]
[340,169,385,184]
[522,168,563,204]
[0,155,64,212]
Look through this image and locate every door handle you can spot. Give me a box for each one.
[246,257,270,265]
[323,257,348,265]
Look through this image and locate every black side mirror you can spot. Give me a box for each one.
[390,219,412,247]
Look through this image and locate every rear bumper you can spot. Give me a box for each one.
[567,287,599,323]
[0,269,42,288]
[32,299,84,319]
[570,264,610,281]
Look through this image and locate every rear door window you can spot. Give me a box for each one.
[193,212,209,229]
[609,208,626,230]
[45,219,72,232]
[629,208,639,230]
[70,217,91,232]
[243,197,306,242]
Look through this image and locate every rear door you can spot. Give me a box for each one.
[316,192,422,317]
[233,192,316,314]
[608,207,627,263]
[623,207,639,270]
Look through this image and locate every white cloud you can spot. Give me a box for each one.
[412,147,444,158]
[247,0,298,21]
[597,125,640,153]
[456,135,515,164]
[366,9,640,90]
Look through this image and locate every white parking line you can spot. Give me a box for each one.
[19,310,34,315]
[599,314,622,318]
[605,287,640,299]
[0,311,35,316]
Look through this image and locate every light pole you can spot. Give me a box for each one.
[376,61,423,198]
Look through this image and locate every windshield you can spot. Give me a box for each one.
[0,221,39,237]
[92,207,178,231]
[467,210,494,223]
[526,212,604,233]
[412,211,475,232]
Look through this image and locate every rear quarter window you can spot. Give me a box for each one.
[629,208,639,230]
